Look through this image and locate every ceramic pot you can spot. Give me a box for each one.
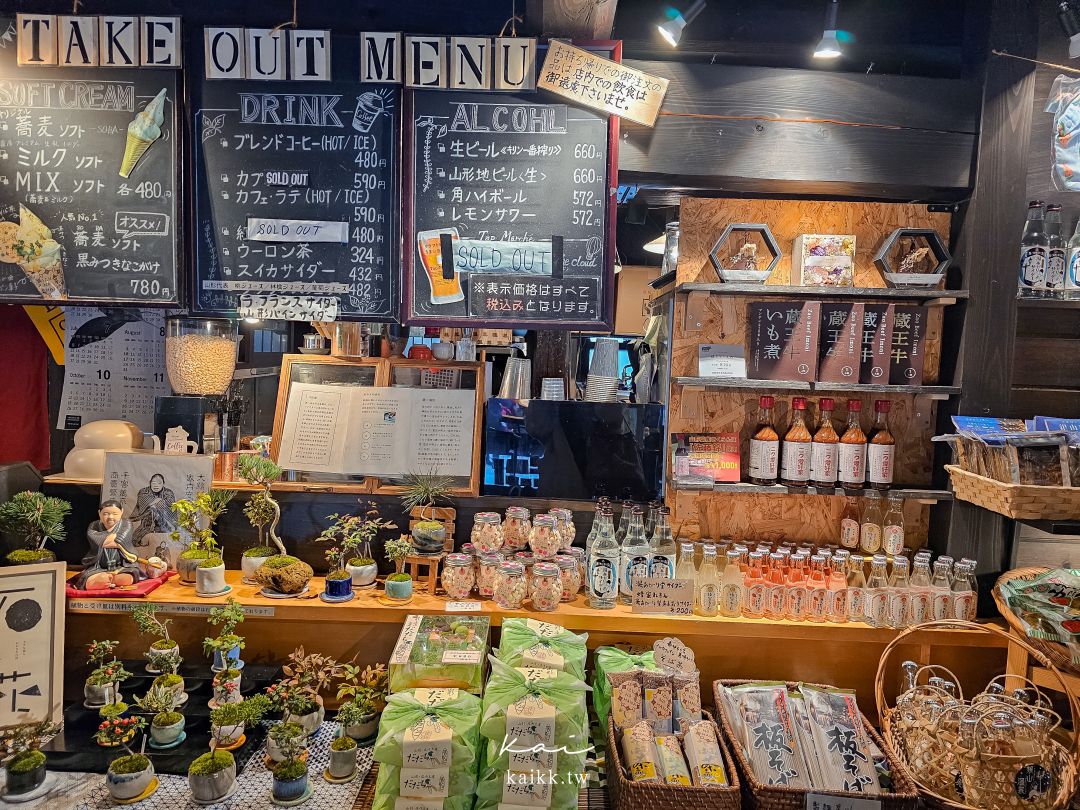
[347,562,378,588]
[188,761,236,803]
[241,553,270,583]
[431,341,454,360]
[84,681,113,706]
[346,713,379,742]
[213,672,242,704]
[106,761,155,801]
[212,721,245,747]
[5,762,45,795]
[176,556,200,585]
[324,577,352,599]
[411,523,446,555]
[272,772,309,802]
[266,732,306,763]
[211,645,244,672]
[196,563,226,595]
[284,701,324,737]
[385,577,413,601]
[150,716,185,746]
[328,746,357,779]
[145,642,179,672]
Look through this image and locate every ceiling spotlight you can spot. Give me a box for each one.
[813,0,842,59]
[658,0,706,47]
[643,233,667,254]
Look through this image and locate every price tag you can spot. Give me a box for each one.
[632,577,695,616]
[445,601,481,612]
[805,794,881,810]
[441,650,482,664]
[653,637,697,673]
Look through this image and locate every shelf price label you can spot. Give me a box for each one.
[631,577,694,616]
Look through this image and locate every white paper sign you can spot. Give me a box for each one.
[453,239,555,276]
[445,601,481,612]
[805,793,881,810]
[68,600,276,617]
[246,218,349,243]
[653,637,698,673]
[238,293,340,322]
[698,344,747,378]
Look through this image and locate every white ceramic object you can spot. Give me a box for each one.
[327,746,357,779]
[211,721,245,747]
[150,716,185,746]
[266,730,306,763]
[347,561,378,588]
[241,554,270,584]
[345,713,379,741]
[106,760,155,801]
[188,761,236,803]
[195,563,227,595]
[284,702,324,737]
[431,341,454,360]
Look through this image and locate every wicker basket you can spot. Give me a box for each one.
[713,679,919,810]
[605,713,741,810]
[993,567,1080,679]
[946,465,1080,520]
[874,619,1080,810]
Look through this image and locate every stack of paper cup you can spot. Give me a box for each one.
[585,338,620,402]
[540,378,566,401]
[498,357,532,400]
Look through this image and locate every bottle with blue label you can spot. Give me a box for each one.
[648,506,676,578]
[618,506,650,604]
[1018,200,1047,298]
[1046,203,1066,298]
[1066,215,1080,298]
[587,505,619,609]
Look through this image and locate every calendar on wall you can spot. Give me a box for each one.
[57,307,173,434]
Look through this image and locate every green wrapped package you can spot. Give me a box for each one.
[481,657,589,750]
[474,768,585,810]
[591,646,661,730]
[371,688,483,810]
[495,617,588,680]
[388,614,490,694]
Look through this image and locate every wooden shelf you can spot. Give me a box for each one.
[658,282,967,304]
[42,474,375,495]
[674,377,961,399]
[1016,296,1080,309]
[671,477,953,503]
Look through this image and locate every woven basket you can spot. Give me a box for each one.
[606,713,741,810]
[946,465,1080,520]
[993,567,1080,679]
[713,679,919,810]
[875,620,1080,810]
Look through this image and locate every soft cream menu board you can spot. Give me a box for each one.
[277,383,474,477]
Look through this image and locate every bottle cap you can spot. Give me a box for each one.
[847,399,861,411]
[792,397,807,409]
[819,398,834,410]
[1030,200,1044,207]
[1048,203,1062,211]
[875,400,891,413]
[760,395,775,408]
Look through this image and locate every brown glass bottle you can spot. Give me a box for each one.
[867,399,895,490]
[748,395,779,485]
[837,399,867,491]
[780,397,812,487]
[810,397,839,488]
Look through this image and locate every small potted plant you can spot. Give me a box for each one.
[1,720,60,796]
[265,721,306,764]
[400,470,454,555]
[95,714,144,749]
[0,490,71,565]
[135,683,185,749]
[84,640,131,708]
[170,489,234,586]
[151,671,186,705]
[336,662,387,742]
[99,698,129,721]
[253,554,314,597]
[269,729,310,805]
[130,604,180,674]
[211,666,243,707]
[188,747,237,804]
[238,455,284,583]
[269,647,341,737]
[320,545,354,603]
[210,693,269,751]
[326,723,358,782]
[317,501,396,589]
[105,736,157,803]
[384,535,414,602]
[205,598,245,672]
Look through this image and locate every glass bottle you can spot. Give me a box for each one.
[615,500,633,545]
[909,555,933,625]
[838,399,867,491]
[865,554,890,627]
[743,551,767,619]
[780,397,813,487]
[676,542,697,581]
[764,552,788,620]
[441,553,476,600]
[951,560,976,621]
[1066,214,1080,298]
[648,507,677,578]
[1019,200,1047,298]
[811,397,839,488]
[882,497,905,556]
[846,555,867,623]
[734,544,749,572]
[587,507,619,609]
[644,500,660,537]
[860,492,884,554]
[785,552,808,621]
[931,558,953,620]
[719,549,744,617]
[529,561,561,612]
[867,400,895,490]
[748,395,780,485]
[827,550,849,623]
[455,328,476,361]
[1046,203,1066,298]
[618,506,649,605]
[696,545,719,617]
[888,556,911,629]
[583,499,605,559]
[959,557,979,620]
[503,506,532,553]
[805,554,828,622]
[839,498,860,549]
[528,514,561,560]
[493,561,527,610]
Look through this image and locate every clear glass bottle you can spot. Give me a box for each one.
[827,550,849,623]
[696,545,719,617]
[1046,203,1067,298]
[618,506,649,605]
[951,560,976,621]
[644,500,660,537]
[811,397,839,488]
[587,507,619,609]
[455,328,476,361]
[847,554,867,623]
[867,400,895,490]
[764,552,788,620]
[838,399,867,491]
[554,554,581,602]
[959,557,979,620]
[441,553,476,600]
[615,500,633,545]
[780,397,813,487]
[882,497,905,556]
[528,513,561,559]
[888,556,911,629]
[748,395,780,485]
[584,501,603,559]
[865,554,890,627]
[1019,200,1047,298]
[931,558,954,620]
[909,555,933,625]
[743,551,767,618]
[676,541,698,581]
[805,554,828,623]
[785,552,808,621]
[648,507,677,578]
[720,549,744,617]
[1067,214,1080,298]
[471,511,504,554]
[550,508,576,551]
[839,498,861,549]
[860,492,884,553]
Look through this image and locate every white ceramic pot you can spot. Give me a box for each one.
[106,761,155,801]
[266,731,306,763]
[145,642,180,672]
[213,672,242,705]
[84,681,112,706]
[196,563,227,595]
[241,554,270,583]
[328,746,357,779]
[188,761,236,803]
[347,562,378,588]
[150,716,184,745]
[284,702,324,737]
[211,721,245,747]
[431,341,455,360]
[176,556,199,585]
[346,713,379,741]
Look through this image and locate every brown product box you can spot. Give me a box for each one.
[859,304,894,384]
[817,302,864,383]
[889,305,927,385]
[747,301,821,382]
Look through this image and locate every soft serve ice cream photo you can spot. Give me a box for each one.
[0,204,66,299]
[120,88,168,179]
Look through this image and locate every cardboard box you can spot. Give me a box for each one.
[859,304,894,384]
[889,305,927,385]
[817,302,864,383]
[747,301,821,382]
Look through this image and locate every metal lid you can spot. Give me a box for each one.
[533,562,559,577]
[554,555,576,570]
[474,511,501,524]
[446,553,472,567]
[498,561,525,575]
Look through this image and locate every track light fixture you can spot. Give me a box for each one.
[658,0,706,47]
[813,0,842,59]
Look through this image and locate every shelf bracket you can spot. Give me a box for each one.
[683,291,708,332]
[680,385,705,420]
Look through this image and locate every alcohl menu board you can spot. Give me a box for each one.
[192,32,398,319]
[0,17,180,304]
[404,46,618,330]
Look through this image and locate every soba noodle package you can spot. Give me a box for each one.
[607,671,644,730]
[654,733,692,786]
[591,646,661,730]
[672,672,703,729]
[620,721,661,783]
[683,720,729,787]
[800,684,880,795]
[641,672,673,734]
[495,618,588,680]
[720,682,808,789]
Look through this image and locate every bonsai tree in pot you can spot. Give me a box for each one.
[0,490,71,565]
[265,720,306,764]
[326,715,359,782]
[268,647,341,736]
[170,489,233,588]
[320,544,354,602]
[205,598,245,673]
[335,661,388,741]
[238,455,284,583]
[84,639,131,708]
[384,535,415,602]
[269,724,310,804]
[317,500,396,589]
[209,694,269,751]
[399,469,454,555]
[188,745,237,804]
[135,683,185,749]
[130,604,180,674]
[105,735,156,802]
[1,719,60,796]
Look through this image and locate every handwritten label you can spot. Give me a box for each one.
[246,218,349,243]
[442,649,482,664]
[237,293,340,322]
[454,239,554,275]
[632,577,695,616]
[445,601,481,612]
[653,637,697,673]
[114,211,170,239]
[805,793,882,810]
[538,40,669,127]
[67,600,275,617]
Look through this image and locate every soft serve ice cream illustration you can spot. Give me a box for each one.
[120,88,167,178]
[0,205,66,299]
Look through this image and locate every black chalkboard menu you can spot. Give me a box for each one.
[0,18,179,305]
[191,34,398,319]
[403,83,616,330]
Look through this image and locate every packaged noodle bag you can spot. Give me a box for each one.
[800,684,879,795]
[607,671,644,730]
[592,646,661,731]
[654,733,692,786]
[620,721,660,783]
[683,720,729,787]
[495,618,588,680]
[719,682,808,789]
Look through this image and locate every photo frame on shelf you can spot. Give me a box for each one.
[793,234,856,287]
[873,227,952,288]
[709,223,781,284]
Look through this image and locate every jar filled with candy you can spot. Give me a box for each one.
[441,553,475,599]
[513,550,536,591]
[471,512,504,554]
[493,561,527,609]
[476,551,502,599]
[529,514,561,559]
[531,562,562,611]
[554,554,581,602]
[568,547,587,592]
[502,506,531,552]
[550,508,577,551]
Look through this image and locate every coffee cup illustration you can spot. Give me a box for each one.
[353,92,385,133]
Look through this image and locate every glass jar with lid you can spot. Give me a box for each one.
[493,561,527,609]
[568,547,587,592]
[502,507,531,552]
[165,316,239,396]
[441,553,475,599]
[476,551,502,598]
[529,514,561,559]
[530,562,562,612]
[513,551,536,590]
[549,508,577,551]
[471,512,504,554]
[554,554,581,601]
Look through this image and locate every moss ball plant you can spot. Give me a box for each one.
[188,750,234,776]
[154,711,183,727]
[272,759,308,780]
[253,555,313,594]
[387,572,411,582]
[150,639,176,651]
[349,556,375,567]
[198,557,224,568]
[6,548,55,564]
[109,754,149,774]
[243,546,276,558]
[264,555,300,570]
[330,736,357,752]
[179,547,211,561]
[7,750,46,774]
[99,702,128,719]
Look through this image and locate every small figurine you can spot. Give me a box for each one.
[729,241,760,272]
[77,500,148,590]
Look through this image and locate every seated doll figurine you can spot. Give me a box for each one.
[77,499,146,590]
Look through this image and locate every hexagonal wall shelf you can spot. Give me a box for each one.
[873,227,952,288]
[709,223,782,283]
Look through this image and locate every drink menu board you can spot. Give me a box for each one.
[0,17,179,304]
[404,66,616,329]
[191,33,398,319]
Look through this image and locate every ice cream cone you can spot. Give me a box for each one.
[120,133,153,179]
[19,251,66,299]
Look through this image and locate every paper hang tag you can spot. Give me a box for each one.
[653,637,696,673]
[515,666,558,683]
[525,618,564,638]
[399,767,450,798]
[402,716,453,769]
[414,688,459,706]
